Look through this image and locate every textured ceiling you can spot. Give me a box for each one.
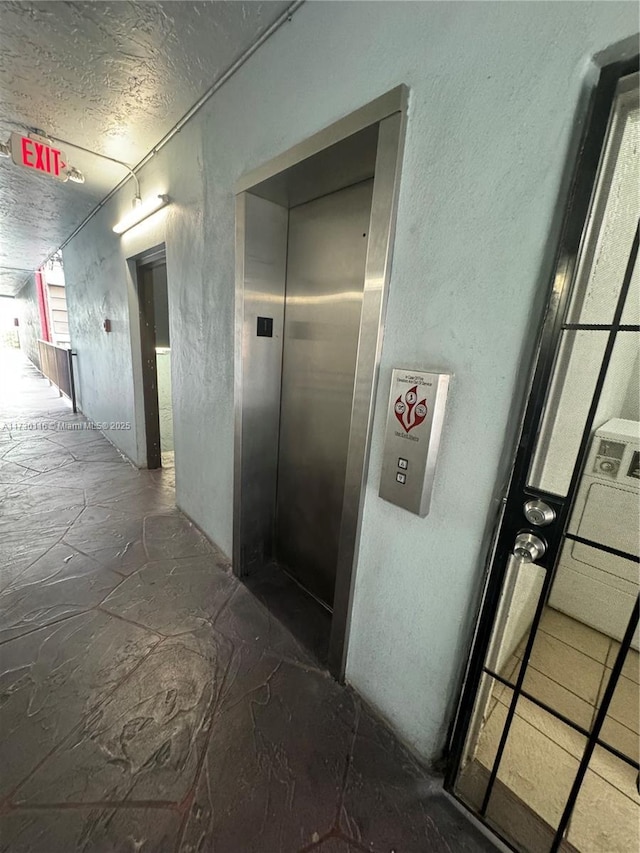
[0,1,291,296]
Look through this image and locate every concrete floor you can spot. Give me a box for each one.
[0,350,496,853]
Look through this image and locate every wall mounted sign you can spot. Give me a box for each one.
[379,368,450,516]
[10,133,68,181]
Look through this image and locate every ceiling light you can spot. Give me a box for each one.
[113,194,170,235]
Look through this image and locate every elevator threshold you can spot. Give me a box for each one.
[243,562,332,666]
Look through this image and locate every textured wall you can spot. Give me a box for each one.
[63,218,141,460]
[0,297,20,348]
[14,275,41,368]
[156,350,174,453]
[62,1,638,761]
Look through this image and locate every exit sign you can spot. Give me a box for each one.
[10,133,68,181]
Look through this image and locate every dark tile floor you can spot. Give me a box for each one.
[0,350,497,853]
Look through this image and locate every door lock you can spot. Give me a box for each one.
[523,499,556,527]
[513,532,546,564]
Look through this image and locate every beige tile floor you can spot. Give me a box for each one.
[477,607,639,852]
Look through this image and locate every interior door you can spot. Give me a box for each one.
[275,181,373,608]
[447,68,639,853]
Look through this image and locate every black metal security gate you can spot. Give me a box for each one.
[446,58,639,853]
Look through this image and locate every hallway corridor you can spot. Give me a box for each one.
[0,351,495,852]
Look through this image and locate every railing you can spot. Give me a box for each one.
[37,339,77,413]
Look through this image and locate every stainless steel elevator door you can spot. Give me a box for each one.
[275,180,373,608]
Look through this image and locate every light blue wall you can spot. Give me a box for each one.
[62,1,638,761]
[63,220,142,460]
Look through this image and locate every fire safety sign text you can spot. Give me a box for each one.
[10,133,68,181]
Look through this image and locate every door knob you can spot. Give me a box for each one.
[513,532,546,563]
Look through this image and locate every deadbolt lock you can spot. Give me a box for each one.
[523,499,556,527]
[513,532,546,564]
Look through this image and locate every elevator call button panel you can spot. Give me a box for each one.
[379,369,450,517]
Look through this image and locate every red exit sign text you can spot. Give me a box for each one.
[10,133,68,181]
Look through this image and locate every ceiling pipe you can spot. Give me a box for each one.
[40,133,139,196]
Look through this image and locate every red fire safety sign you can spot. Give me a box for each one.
[10,133,68,181]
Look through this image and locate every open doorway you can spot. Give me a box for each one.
[137,254,173,470]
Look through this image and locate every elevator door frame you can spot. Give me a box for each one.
[445,55,639,852]
[234,86,407,677]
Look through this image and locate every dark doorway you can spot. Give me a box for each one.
[137,256,172,470]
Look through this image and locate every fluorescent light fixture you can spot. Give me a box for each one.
[113,194,169,234]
